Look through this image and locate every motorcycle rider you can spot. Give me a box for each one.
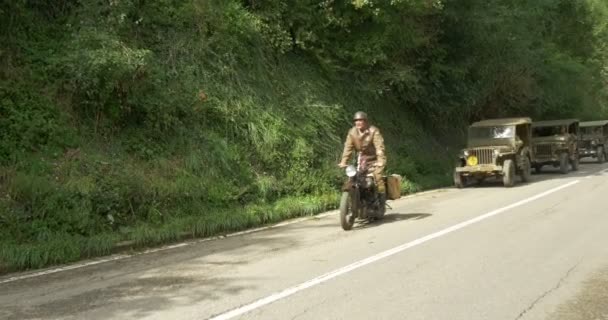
[338,111,387,213]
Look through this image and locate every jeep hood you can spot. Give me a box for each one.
[532,136,567,143]
[581,134,602,141]
[467,138,514,148]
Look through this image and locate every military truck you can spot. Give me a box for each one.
[454,117,533,188]
[531,119,579,174]
[578,120,608,163]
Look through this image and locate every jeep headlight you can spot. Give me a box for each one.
[592,140,597,146]
[493,149,499,156]
[463,150,469,157]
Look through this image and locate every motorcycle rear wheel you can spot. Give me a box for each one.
[339,191,356,230]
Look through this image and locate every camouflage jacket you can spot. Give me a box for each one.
[339,125,386,168]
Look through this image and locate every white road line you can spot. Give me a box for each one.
[207,179,581,320]
[0,189,446,285]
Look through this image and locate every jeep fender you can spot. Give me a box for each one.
[456,156,466,167]
[518,146,532,168]
[497,152,516,165]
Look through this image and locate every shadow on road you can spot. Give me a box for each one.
[530,159,607,180]
[548,264,608,320]
[3,275,255,320]
[461,160,607,189]
[0,232,298,320]
[380,213,432,223]
[354,213,432,229]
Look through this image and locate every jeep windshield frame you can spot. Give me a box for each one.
[532,119,579,139]
[467,125,516,148]
[580,121,608,140]
[533,126,564,137]
[580,126,604,139]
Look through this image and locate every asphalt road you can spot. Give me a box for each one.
[2,162,608,320]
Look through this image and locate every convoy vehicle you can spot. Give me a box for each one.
[454,118,533,188]
[531,119,579,174]
[578,120,608,163]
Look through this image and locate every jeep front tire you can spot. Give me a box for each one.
[502,159,515,187]
[453,171,465,189]
[571,154,579,171]
[559,153,569,174]
[520,156,532,182]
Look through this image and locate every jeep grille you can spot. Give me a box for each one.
[535,143,553,156]
[471,148,494,165]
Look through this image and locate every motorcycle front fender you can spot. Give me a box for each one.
[349,188,361,218]
[342,179,354,192]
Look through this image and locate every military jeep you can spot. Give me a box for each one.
[454,117,533,188]
[531,119,579,174]
[578,120,608,163]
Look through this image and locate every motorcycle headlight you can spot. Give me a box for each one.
[345,165,357,177]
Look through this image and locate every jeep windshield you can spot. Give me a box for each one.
[468,125,515,147]
[533,126,564,137]
[581,126,603,136]
[469,126,515,139]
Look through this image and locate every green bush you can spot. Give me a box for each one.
[0,87,74,163]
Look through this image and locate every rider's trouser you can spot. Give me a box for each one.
[367,163,385,194]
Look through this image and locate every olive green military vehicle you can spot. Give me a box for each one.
[578,120,608,163]
[454,118,534,188]
[531,119,579,174]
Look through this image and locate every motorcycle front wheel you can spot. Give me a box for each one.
[339,191,356,230]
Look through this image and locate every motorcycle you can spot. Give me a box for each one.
[339,162,386,230]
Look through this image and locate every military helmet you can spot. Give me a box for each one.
[353,111,368,121]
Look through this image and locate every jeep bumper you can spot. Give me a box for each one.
[533,155,559,164]
[579,148,597,157]
[455,164,503,175]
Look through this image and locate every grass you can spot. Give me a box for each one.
[0,233,118,272]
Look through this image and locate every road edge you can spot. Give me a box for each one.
[0,187,451,283]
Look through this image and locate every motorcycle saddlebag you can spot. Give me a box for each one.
[386,174,402,200]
